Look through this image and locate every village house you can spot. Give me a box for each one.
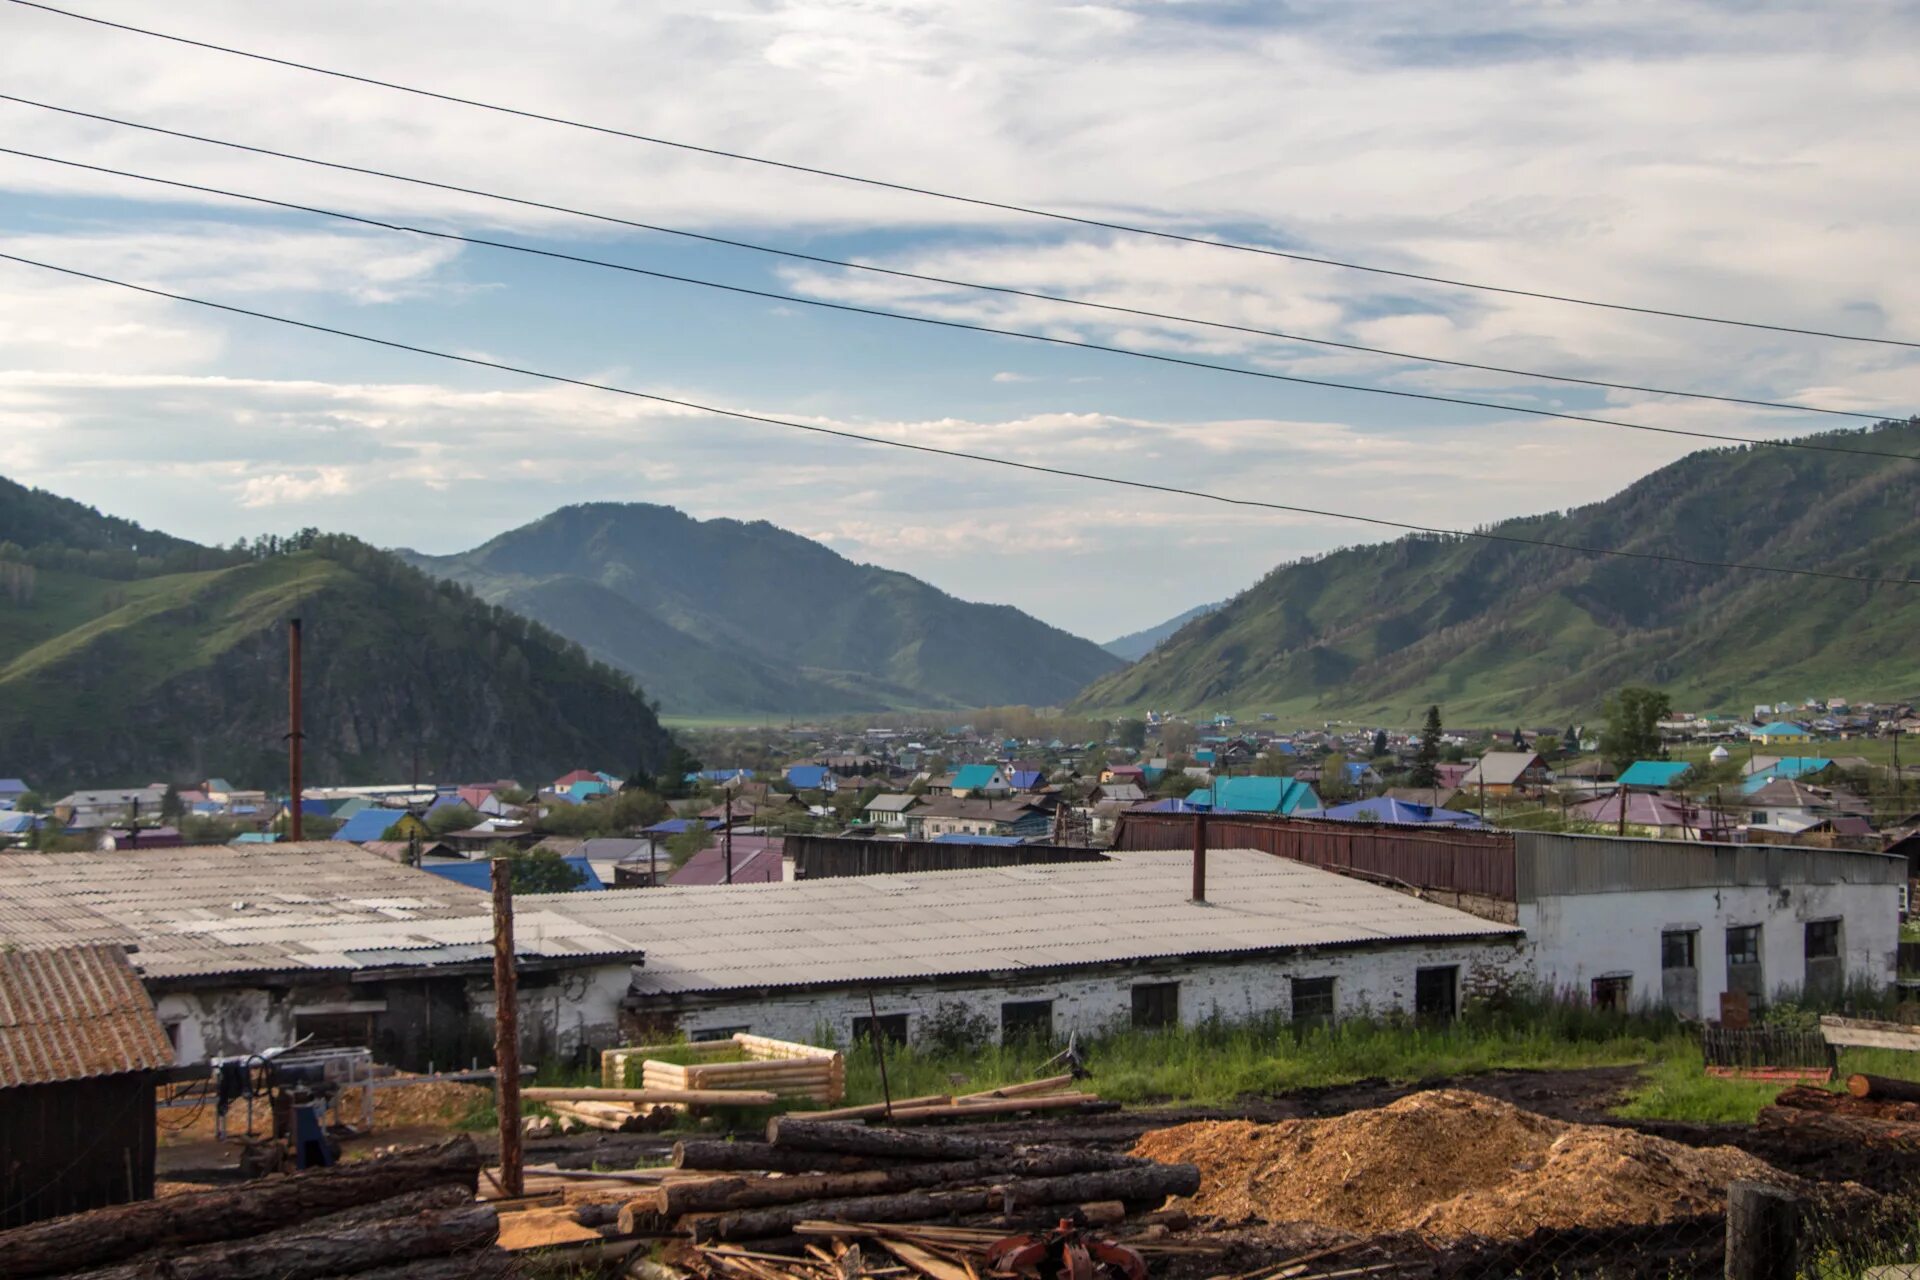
[862,792,919,830]
[1458,752,1549,797]
[946,764,1011,798]
[906,796,1051,841]
[53,784,170,828]
[1185,775,1320,816]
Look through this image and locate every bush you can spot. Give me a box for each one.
[920,1001,994,1055]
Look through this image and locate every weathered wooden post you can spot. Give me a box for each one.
[490,858,523,1198]
[1725,1180,1799,1280]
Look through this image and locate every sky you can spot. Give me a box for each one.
[1,0,1916,642]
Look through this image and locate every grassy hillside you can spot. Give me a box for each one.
[402,503,1122,715]
[1074,420,1920,724]
[0,481,674,789]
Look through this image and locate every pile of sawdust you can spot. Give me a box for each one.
[1133,1089,1791,1241]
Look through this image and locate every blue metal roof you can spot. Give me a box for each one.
[1310,797,1486,828]
[785,765,832,790]
[1616,760,1693,788]
[423,855,603,891]
[643,817,721,835]
[334,808,415,843]
[1184,776,1319,815]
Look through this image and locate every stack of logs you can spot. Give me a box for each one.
[602,1035,846,1108]
[0,1137,503,1280]
[621,1117,1199,1253]
[1761,1073,1920,1148]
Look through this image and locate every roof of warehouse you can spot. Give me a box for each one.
[0,943,175,1087]
[0,843,643,980]
[526,848,1519,997]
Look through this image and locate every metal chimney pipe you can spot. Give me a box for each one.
[288,617,304,843]
[1192,809,1208,903]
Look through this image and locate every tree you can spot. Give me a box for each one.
[159,783,183,822]
[658,745,704,799]
[1409,705,1443,789]
[499,849,586,894]
[1371,729,1389,759]
[665,823,713,868]
[1600,686,1672,772]
[1511,726,1526,750]
[1318,751,1353,803]
[1159,722,1198,755]
[13,790,41,813]
[426,803,481,836]
[1535,734,1563,759]
[1116,718,1147,751]
[1564,723,1580,751]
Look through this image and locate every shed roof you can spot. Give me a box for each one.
[531,849,1517,997]
[865,794,919,813]
[1459,752,1544,787]
[0,843,642,979]
[0,944,174,1087]
[950,765,1004,791]
[1616,760,1693,788]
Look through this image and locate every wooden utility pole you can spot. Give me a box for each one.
[1617,785,1628,837]
[490,859,523,1198]
[287,618,304,843]
[724,792,734,885]
[1191,810,1208,903]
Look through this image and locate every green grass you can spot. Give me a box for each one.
[837,1003,1702,1111]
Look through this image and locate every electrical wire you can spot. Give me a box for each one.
[9,0,1918,350]
[0,93,1894,427]
[8,143,1918,465]
[4,247,1918,590]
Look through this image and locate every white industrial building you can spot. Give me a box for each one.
[535,849,1527,1045]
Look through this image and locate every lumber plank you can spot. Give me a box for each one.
[794,1095,952,1122]
[532,1086,780,1106]
[0,1136,481,1280]
[953,1075,1076,1103]
[1821,1015,1920,1052]
[674,1141,913,1175]
[693,1188,998,1243]
[880,1095,1098,1123]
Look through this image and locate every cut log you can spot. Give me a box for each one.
[730,1033,838,1060]
[764,1118,1146,1170]
[546,1102,639,1133]
[308,1249,513,1280]
[1847,1073,1920,1104]
[1078,1201,1126,1227]
[0,1136,481,1280]
[296,1186,477,1232]
[60,1205,499,1280]
[1756,1106,1920,1149]
[673,1141,910,1174]
[692,1188,998,1242]
[573,1203,625,1228]
[997,1164,1201,1213]
[954,1074,1076,1103]
[527,1086,780,1107]
[632,1146,1142,1222]
[795,1095,952,1122]
[881,1095,1099,1123]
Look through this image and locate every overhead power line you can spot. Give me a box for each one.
[0,94,1893,426]
[9,0,1918,351]
[7,144,1916,465]
[4,248,1916,590]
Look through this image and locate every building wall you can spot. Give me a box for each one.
[1521,879,1897,1011]
[0,1073,156,1228]
[629,937,1525,1047]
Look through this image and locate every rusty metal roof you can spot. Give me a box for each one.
[0,944,175,1087]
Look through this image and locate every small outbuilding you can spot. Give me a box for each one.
[0,943,175,1227]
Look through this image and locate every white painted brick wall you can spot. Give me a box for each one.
[645,938,1527,1048]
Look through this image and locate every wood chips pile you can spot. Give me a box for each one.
[1131,1088,1790,1241]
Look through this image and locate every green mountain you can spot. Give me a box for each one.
[1103,601,1223,662]
[1074,420,1920,725]
[0,477,672,790]
[398,503,1122,715]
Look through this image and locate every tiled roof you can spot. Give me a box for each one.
[533,848,1519,997]
[0,843,643,979]
[0,944,174,1087]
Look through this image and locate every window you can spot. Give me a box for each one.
[1661,928,1700,1019]
[1590,975,1632,1012]
[1415,966,1458,1022]
[1000,999,1054,1043]
[1130,982,1179,1030]
[1805,919,1841,960]
[691,1025,750,1042]
[1726,926,1762,966]
[851,1013,909,1047]
[1661,930,1697,971]
[1291,976,1336,1025]
[1805,919,1843,1003]
[163,1021,182,1053]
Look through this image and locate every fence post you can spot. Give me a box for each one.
[1725,1180,1799,1280]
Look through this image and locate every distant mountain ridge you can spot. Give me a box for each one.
[1102,601,1223,661]
[399,503,1122,715]
[0,476,671,789]
[1074,419,1920,724]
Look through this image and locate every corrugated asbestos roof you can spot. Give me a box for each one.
[0,843,644,979]
[0,944,174,1087]
[526,848,1519,997]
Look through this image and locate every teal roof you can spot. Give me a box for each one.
[1741,757,1834,794]
[1185,775,1319,815]
[1754,721,1810,736]
[951,765,1002,791]
[1617,760,1692,788]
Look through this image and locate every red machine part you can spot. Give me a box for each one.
[987,1219,1147,1280]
